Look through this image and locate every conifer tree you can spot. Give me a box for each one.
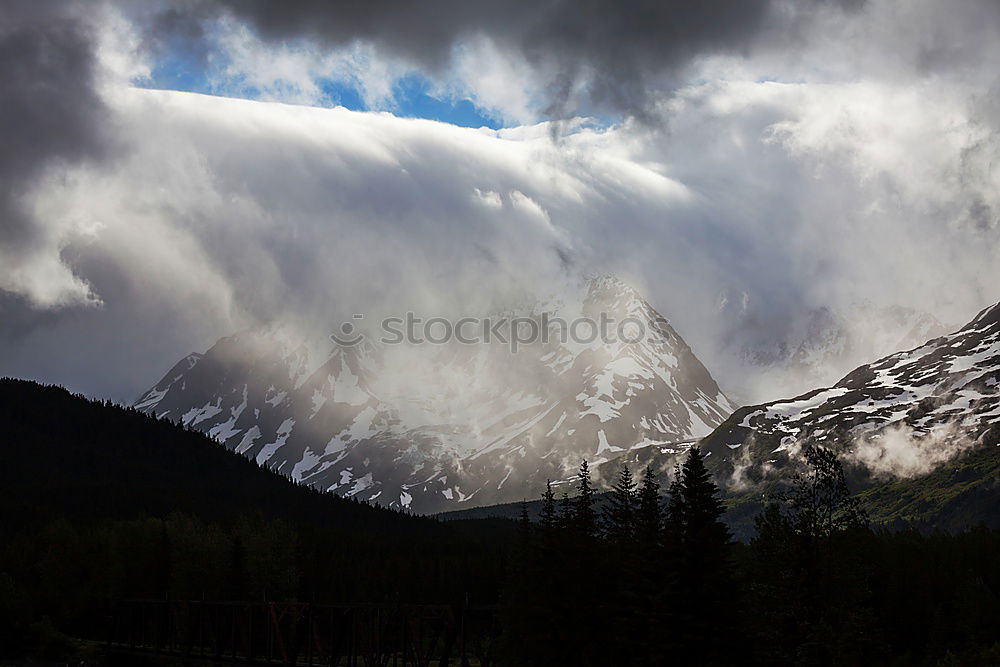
[513,499,534,585]
[558,491,573,530]
[539,480,558,532]
[503,502,543,664]
[666,447,733,662]
[573,460,597,539]
[634,465,666,663]
[635,466,663,550]
[518,500,531,537]
[600,464,643,665]
[560,460,603,664]
[663,466,685,544]
[669,447,731,550]
[603,464,637,544]
[535,481,561,589]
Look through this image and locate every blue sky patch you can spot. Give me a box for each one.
[143,54,505,129]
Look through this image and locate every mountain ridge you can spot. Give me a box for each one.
[0,377,418,530]
[455,298,1000,536]
[135,277,737,513]
[699,297,1000,486]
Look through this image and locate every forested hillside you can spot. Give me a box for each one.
[0,379,511,658]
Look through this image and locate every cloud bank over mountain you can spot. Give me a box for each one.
[1,0,999,404]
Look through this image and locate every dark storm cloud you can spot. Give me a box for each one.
[210,0,862,120]
[0,3,109,258]
[4,0,1000,408]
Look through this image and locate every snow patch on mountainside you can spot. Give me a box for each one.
[135,277,737,513]
[703,300,1000,484]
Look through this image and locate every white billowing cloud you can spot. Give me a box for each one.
[202,15,549,127]
[849,422,979,479]
[10,70,1000,402]
[93,2,152,88]
[0,1,128,311]
[206,19,408,110]
[0,243,99,310]
[660,77,1000,311]
[609,77,1000,401]
[443,37,541,126]
[765,81,996,227]
[192,14,549,127]
[6,0,1000,404]
[25,88,690,339]
[0,166,105,309]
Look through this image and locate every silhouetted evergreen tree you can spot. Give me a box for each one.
[667,447,734,663]
[536,480,562,603]
[664,466,684,544]
[501,500,541,664]
[565,461,603,665]
[635,466,663,551]
[518,501,531,534]
[634,465,666,662]
[573,460,598,540]
[539,480,558,532]
[558,491,573,530]
[669,448,732,560]
[602,464,636,546]
[601,464,645,666]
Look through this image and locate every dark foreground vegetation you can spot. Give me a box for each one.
[503,450,1000,665]
[1,379,998,665]
[0,379,509,660]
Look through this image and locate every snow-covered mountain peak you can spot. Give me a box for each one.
[135,278,736,512]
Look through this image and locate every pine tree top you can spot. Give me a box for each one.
[574,460,597,538]
[603,463,638,541]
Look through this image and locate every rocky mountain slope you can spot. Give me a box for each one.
[442,300,1000,534]
[135,277,736,513]
[700,299,1000,488]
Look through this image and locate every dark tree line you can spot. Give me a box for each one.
[501,446,1000,666]
[1,380,998,664]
